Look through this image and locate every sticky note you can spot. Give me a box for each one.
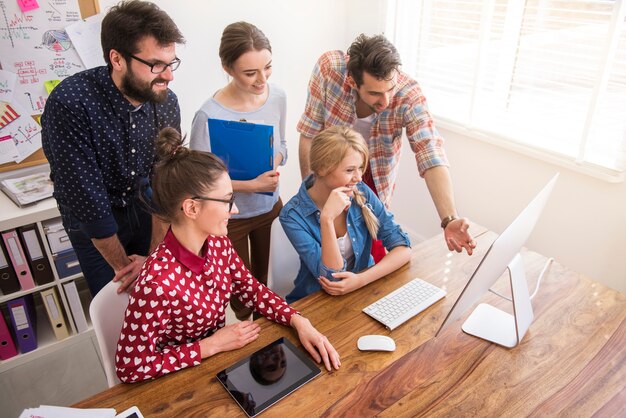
[17,0,39,13]
[44,79,61,94]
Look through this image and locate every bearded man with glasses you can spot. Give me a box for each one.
[42,0,185,296]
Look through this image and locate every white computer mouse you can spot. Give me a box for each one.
[357,335,396,352]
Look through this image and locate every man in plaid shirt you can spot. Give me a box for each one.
[297,34,475,256]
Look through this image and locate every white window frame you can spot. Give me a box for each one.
[386,0,626,183]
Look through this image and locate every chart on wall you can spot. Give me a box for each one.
[0,0,84,163]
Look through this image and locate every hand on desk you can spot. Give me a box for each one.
[113,254,146,293]
[444,218,476,255]
[291,314,341,371]
[199,321,261,358]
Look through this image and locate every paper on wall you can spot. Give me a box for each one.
[0,134,19,164]
[0,70,18,102]
[0,102,42,162]
[0,0,85,115]
[0,102,20,129]
[65,13,106,69]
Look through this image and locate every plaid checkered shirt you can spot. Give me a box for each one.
[297,50,449,207]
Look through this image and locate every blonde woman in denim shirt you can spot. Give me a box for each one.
[280,126,412,303]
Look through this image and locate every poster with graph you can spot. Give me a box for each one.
[0,0,84,114]
[0,0,86,166]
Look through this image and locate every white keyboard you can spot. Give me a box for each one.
[363,278,446,330]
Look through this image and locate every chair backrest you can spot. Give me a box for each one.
[89,280,129,387]
[267,217,300,299]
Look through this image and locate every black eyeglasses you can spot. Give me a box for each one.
[128,53,181,74]
[191,195,236,211]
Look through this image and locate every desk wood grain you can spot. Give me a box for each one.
[75,226,626,417]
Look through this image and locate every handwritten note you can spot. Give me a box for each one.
[17,0,39,13]
[0,69,18,102]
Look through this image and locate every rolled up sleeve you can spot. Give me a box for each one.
[404,95,449,177]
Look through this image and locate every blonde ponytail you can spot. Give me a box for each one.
[353,188,379,239]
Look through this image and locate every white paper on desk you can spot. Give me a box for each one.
[0,70,18,102]
[0,0,84,115]
[66,13,106,69]
[0,101,42,162]
[19,405,116,418]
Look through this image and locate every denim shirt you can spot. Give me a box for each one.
[280,175,411,303]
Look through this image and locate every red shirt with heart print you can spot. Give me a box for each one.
[115,229,297,382]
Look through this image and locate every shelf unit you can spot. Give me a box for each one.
[0,192,86,369]
[0,176,108,416]
[0,1,106,414]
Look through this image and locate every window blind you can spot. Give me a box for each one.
[387,0,626,179]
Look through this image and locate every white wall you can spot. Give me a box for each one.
[390,128,626,294]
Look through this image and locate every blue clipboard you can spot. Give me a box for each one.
[208,118,274,195]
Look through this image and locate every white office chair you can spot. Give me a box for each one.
[267,218,300,299]
[89,280,129,387]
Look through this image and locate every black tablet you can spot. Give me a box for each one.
[216,337,321,417]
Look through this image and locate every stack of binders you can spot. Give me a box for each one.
[0,225,55,296]
[1,288,73,358]
[0,221,78,357]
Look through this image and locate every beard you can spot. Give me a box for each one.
[356,93,384,114]
[121,67,169,104]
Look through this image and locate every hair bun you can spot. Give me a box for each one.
[155,127,186,160]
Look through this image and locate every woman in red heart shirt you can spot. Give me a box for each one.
[114,127,340,383]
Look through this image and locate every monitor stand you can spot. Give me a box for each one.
[461,253,534,348]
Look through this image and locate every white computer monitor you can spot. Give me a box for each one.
[436,173,559,348]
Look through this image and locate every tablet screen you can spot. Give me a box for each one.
[216,337,321,417]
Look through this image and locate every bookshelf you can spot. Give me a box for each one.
[0,1,109,412]
[0,175,107,416]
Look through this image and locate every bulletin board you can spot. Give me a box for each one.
[0,0,100,173]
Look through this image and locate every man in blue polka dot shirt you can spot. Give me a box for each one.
[42,1,185,296]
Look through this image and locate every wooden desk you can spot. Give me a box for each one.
[75,226,626,416]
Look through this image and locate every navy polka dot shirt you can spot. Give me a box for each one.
[41,66,181,239]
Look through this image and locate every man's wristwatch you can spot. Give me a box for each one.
[440,215,458,229]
